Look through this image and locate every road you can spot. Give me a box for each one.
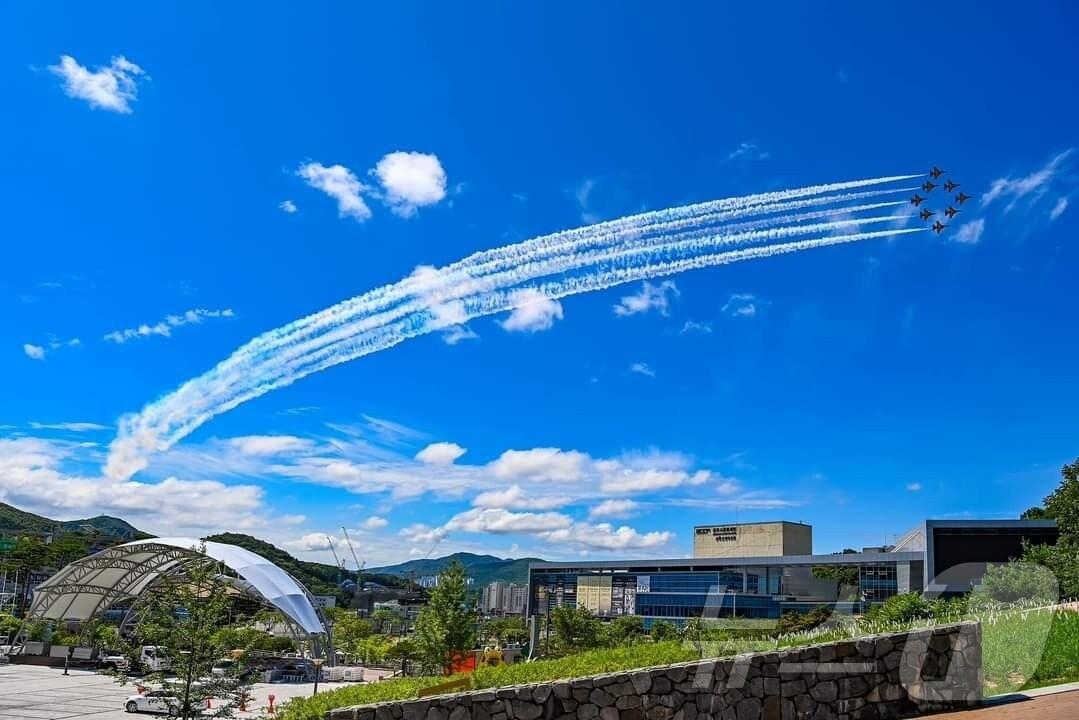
[0,663,342,719]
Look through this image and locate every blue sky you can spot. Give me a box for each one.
[2,2,1078,566]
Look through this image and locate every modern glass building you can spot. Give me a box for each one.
[527,519,1057,624]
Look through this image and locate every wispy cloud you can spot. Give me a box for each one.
[441,324,479,345]
[29,421,109,432]
[906,482,923,492]
[279,199,298,214]
[629,362,656,378]
[952,218,985,245]
[722,293,760,317]
[23,344,45,361]
[575,178,599,224]
[415,442,467,465]
[588,498,640,519]
[728,141,770,162]
[680,320,713,335]
[982,149,1074,212]
[1049,197,1068,221]
[297,162,372,222]
[48,55,147,113]
[104,308,234,344]
[613,280,679,317]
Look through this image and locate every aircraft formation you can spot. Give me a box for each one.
[910,166,970,234]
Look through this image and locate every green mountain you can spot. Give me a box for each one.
[0,502,145,540]
[368,552,543,587]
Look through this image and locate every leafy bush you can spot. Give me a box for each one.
[650,620,679,642]
[975,561,1060,604]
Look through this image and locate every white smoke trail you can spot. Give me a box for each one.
[105,177,923,480]
[225,177,918,364]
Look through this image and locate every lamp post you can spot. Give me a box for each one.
[312,657,324,696]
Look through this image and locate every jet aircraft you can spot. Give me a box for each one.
[922,181,937,193]
[929,166,945,180]
[956,192,971,205]
[932,220,948,234]
[910,194,925,207]
[944,180,959,192]
[944,206,960,219]
[919,208,935,221]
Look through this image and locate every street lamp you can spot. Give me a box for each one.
[312,657,324,696]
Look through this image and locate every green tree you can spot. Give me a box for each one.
[548,606,601,654]
[604,615,645,646]
[413,560,476,674]
[650,620,679,642]
[326,607,374,663]
[118,546,251,719]
[973,560,1059,604]
[386,637,420,675]
[484,616,527,644]
[2,536,51,615]
[47,533,89,568]
[1020,457,1079,598]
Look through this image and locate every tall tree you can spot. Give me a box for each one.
[1022,458,1079,598]
[117,545,251,719]
[413,559,475,674]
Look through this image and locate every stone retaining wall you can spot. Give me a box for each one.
[328,622,982,720]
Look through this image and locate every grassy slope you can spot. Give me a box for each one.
[279,607,1079,720]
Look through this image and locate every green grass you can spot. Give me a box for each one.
[278,606,1079,720]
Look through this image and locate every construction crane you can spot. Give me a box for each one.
[341,527,365,592]
[327,537,347,583]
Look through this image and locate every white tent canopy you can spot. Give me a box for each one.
[26,537,326,636]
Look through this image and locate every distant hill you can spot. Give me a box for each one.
[368,552,543,587]
[0,502,146,540]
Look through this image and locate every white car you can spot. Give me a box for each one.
[124,690,202,716]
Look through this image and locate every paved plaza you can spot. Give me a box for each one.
[0,663,343,719]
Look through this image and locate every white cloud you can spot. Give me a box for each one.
[445,507,573,535]
[297,162,372,222]
[680,320,712,335]
[361,516,389,530]
[229,435,312,456]
[540,522,672,551]
[952,219,985,245]
[1050,197,1068,221]
[588,499,639,519]
[399,523,447,545]
[104,308,234,343]
[284,533,337,553]
[629,362,656,378]
[906,482,923,492]
[613,281,679,317]
[49,55,146,113]
[372,151,447,217]
[716,479,741,495]
[575,179,599,224]
[722,293,759,317]
[279,200,298,214]
[982,150,1074,211]
[472,484,570,511]
[442,325,479,345]
[489,448,590,483]
[415,442,467,465]
[23,344,45,360]
[28,422,109,432]
[0,437,265,536]
[499,289,563,333]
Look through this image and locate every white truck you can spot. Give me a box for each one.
[98,646,171,673]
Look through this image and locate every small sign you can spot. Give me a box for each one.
[636,576,650,593]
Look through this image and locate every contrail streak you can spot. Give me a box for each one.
[105,176,924,480]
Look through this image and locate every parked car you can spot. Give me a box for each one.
[123,689,202,716]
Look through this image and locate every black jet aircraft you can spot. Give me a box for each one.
[944,206,960,219]
[956,191,972,205]
[919,208,935,221]
[944,179,959,192]
[932,220,948,234]
[910,194,925,207]
[929,166,945,180]
[922,181,937,193]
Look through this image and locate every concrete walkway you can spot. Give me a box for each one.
[938,687,1079,718]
